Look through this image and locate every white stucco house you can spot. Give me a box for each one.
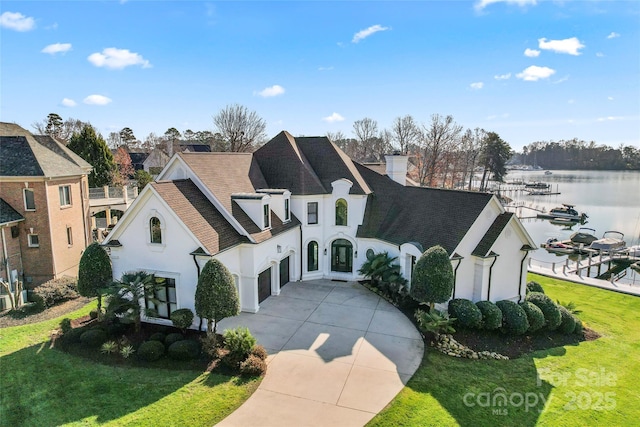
[103,131,536,326]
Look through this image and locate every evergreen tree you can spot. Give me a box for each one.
[68,125,116,187]
[77,242,112,312]
[195,259,240,336]
[410,245,454,310]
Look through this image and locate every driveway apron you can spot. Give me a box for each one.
[216,280,424,427]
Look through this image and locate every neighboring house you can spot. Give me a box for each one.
[143,148,170,176]
[0,123,93,287]
[128,151,149,172]
[179,144,212,153]
[104,131,537,326]
[0,198,25,308]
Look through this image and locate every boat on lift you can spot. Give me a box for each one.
[542,238,576,255]
[548,204,588,221]
[570,227,598,246]
[589,231,626,253]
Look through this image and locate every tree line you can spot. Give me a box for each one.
[33,107,513,192]
[517,139,640,170]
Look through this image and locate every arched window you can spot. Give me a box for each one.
[307,241,319,272]
[335,198,348,226]
[150,217,162,244]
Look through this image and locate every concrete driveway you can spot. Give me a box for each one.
[216,279,424,427]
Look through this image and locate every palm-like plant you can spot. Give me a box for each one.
[105,271,160,333]
[358,252,399,285]
[556,300,582,315]
[415,309,456,337]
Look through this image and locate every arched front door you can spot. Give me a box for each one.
[331,239,353,273]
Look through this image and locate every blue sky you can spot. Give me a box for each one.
[1,0,638,151]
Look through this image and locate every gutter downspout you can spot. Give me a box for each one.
[452,256,463,299]
[1,227,9,284]
[487,254,499,301]
[299,225,303,281]
[518,249,534,302]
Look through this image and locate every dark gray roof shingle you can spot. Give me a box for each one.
[0,198,24,226]
[472,212,514,257]
[355,163,493,255]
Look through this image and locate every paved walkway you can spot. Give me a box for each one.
[529,265,640,296]
[216,280,424,427]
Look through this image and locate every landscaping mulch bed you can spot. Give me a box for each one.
[0,297,92,328]
[452,327,601,359]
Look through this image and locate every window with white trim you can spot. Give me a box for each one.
[24,188,35,211]
[284,198,290,222]
[145,277,177,319]
[150,217,162,244]
[263,204,271,229]
[307,202,318,225]
[28,234,39,247]
[59,185,71,207]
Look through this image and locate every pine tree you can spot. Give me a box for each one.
[68,125,116,187]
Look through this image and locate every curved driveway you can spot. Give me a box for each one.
[216,279,424,427]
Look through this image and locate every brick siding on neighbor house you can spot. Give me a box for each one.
[0,177,90,287]
[0,224,22,284]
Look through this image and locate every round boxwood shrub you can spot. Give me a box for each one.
[526,281,545,294]
[165,333,185,347]
[496,300,529,335]
[573,316,583,334]
[519,301,545,333]
[170,308,194,331]
[80,329,108,348]
[168,339,201,361]
[475,301,502,330]
[149,332,166,343]
[448,298,483,329]
[558,306,576,335]
[138,340,166,362]
[62,327,86,344]
[526,292,562,330]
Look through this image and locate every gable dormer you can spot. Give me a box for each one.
[256,189,291,223]
[232,193,272,230]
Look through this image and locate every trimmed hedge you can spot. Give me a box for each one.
[62,327,85,344]
[573,316,583,334]
[519,301,545,333]
[526,292,562,330]
[448,299,483,329]
[149,332,166,343]
[558,306,576,335]
[165,333,184,347]
[475,301,502,330]
[138,340,166,362]
[77,242,112,303]
[526,281,545,294]
[168,339,201,360]
[170,308,194,331]
[496,300,529,335]
[33,277,79,308]
[80,329,108,348]
[410,246,454,305]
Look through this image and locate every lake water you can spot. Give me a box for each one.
[502,170,640,285]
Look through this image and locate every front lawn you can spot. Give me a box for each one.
[0,302,259,427]
[368,273,640,426]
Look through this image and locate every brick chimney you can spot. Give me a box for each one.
[385,154,408,186]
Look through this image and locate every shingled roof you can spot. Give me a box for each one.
[355,163,493,255]
[0,122,91,177]
[0,198,24,226]
[151,179,248,255]
[472,212,514,257]
[254,131,371,195]
[178,152,269,214]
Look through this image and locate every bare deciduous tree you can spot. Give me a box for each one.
[213,104,267,152]
[417,114,462,187]
[32,113,90,143]
[353,117,379,161]
[391,115,419,155]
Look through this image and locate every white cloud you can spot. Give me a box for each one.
[255,85,285,98]
[596,52,605,57]
[568,99,575,104]
[607,32,620,39]
[323,112,345,123]
[470,82,484,90]
[487,113,510,120]
[0,11,36,31]
[318,66,334,71]
[87,48,151,69]
[61,98,77,107]
[41,43,72,55]
[524,48,540,57]
[83,94,112,105]
[608,96,614,101]
[474,0,536,11]
[352,24,390,43]
[494,73,511,80]
[597,116,623,122]
[538,37,585,55]
[553,75,570,84]
[516,65,556,81]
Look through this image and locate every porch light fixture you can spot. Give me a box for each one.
[354,250,358,258]
[324,248,327,255]
[277,245,282,253]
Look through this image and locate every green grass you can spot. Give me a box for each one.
[368,274,640,426]
[0,302,259,427]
